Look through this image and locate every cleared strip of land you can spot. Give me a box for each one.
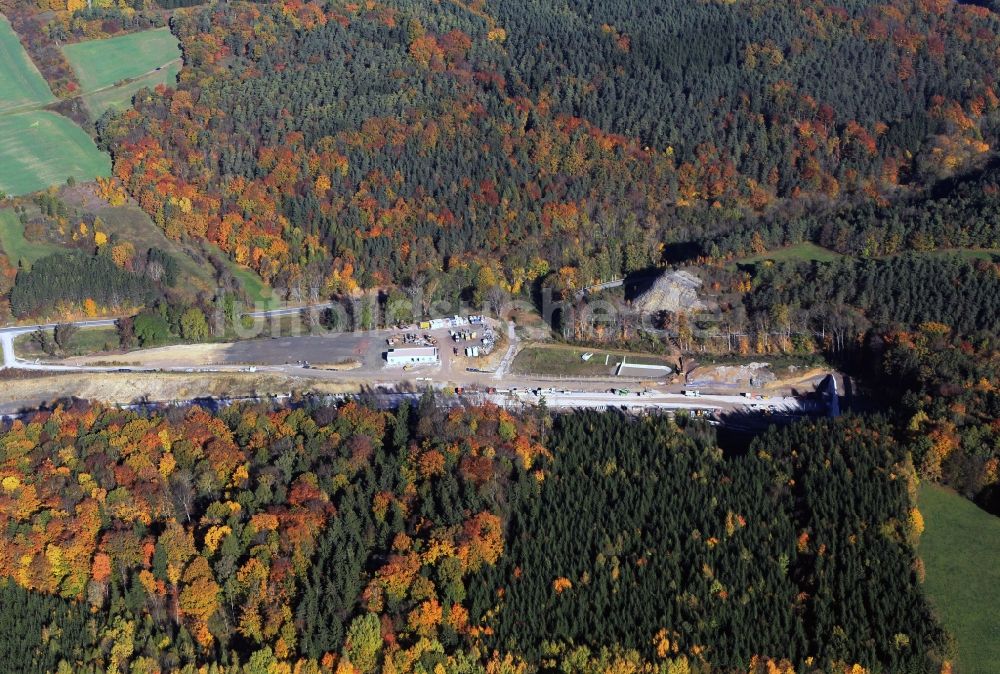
[730,242,843,266]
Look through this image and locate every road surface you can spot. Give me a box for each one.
[0,319,119,369]
[487,387,807,415]
[574,278,624,300]
[492,321,520,379]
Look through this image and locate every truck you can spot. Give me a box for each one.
[683,390,702,398]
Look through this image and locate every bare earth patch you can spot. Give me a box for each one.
[64,343,231,367]
[0,371,360,413]
[687,362,833,393]
[310,360,361,371]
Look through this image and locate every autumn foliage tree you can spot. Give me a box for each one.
[99,0,1000,294]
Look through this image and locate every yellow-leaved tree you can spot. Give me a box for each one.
[178,556,220,647]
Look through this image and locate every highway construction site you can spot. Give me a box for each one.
[0,313,842,421]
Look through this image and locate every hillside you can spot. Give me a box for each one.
[100,0,1000,293]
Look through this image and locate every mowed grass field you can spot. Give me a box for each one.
[0,112,110,196]
[0,18,111,195]
[84,61,180,116]
[63,27,181,93]
[918,483,1000,673]
[0,15,55,113]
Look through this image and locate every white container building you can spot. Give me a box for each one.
[385,347,440,366]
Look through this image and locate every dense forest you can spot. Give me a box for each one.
[477,413,944,671]
[9,250,155,318]
[98,0,1000,294]
[705,251,998,512]
[743,254,1000,336]
[864,327,999,511]
[609,251,1000,513]
[692,158,1000,262]
[0,399,949,673]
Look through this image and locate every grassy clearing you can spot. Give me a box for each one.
[0,208,62,266]
[918,483,1000,674]
[225,258,272,307]
[732,242,842,267]
[63,27,181,93]
[83,60,180,117]
[512,343,673,377]
[94,204,214,291]
[0,15,54,114]
[15,326,120,358]
[0,111,110,196]
[734,243,999,268]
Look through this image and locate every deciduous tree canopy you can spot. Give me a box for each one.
[99,0,1000,292]
[0,399,949,673]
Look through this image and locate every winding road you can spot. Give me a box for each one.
[0,319,118,369]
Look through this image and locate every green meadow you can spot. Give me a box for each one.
[918,483,1000,674]
[0,207,62,266]
[0,15,55,114]
[63,27,181,93]
[0,112,110,196]
[83,61,181,117]
[731,241,843,266]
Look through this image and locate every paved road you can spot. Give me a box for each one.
[490,387,805,414]
[0,385,803,419]
[0,319,119,369]
[0,386,803,419]
[243,303,338,318]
